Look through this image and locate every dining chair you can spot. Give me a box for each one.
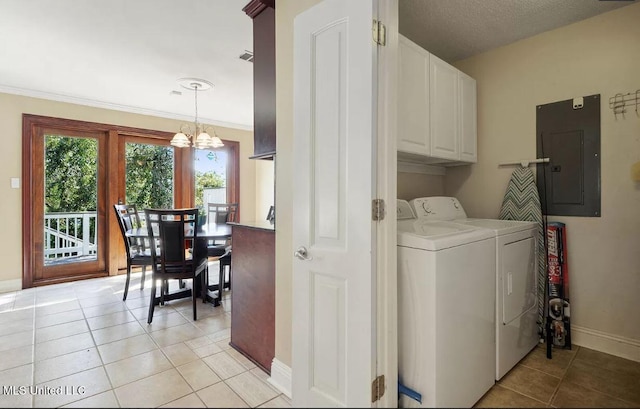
[206,203,238,225]
[113,204,153,301]
[205,203,237,304]
[144,208,207,323]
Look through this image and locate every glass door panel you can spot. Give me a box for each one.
[31,127,107,285]
[194,148,227,208]
[125,142,175,210]
[44,135,99,266]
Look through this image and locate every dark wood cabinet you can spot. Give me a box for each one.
[244,0,276,160]
[229,223,275,373]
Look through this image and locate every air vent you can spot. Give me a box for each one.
[239,50,254,63]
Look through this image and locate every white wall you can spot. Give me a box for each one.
[255,159,274,221]
[446,3,640,357]
[0,92,256,289]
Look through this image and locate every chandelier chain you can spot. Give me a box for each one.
[194,85,199,131]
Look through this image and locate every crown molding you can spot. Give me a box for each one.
[242,0,275,19]
[0,84,253,132]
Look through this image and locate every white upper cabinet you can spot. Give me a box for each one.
[398,35,430,156]
[430,53,459,160]
[397,34,477,165]
[459,71,478,163]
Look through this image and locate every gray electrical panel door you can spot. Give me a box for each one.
[536,94,600,217]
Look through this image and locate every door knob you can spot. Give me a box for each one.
[294,246,311,260]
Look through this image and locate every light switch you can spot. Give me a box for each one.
[10,178,20,189]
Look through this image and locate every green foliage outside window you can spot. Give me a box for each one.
[45,138,224,213]
[125,143,174,209]
[195,170,225,208]
[45,135,98,213]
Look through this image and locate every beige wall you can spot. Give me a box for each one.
[446,4,640,342]
[0,92,256,288]
[397,173,444,201]
[254,159,274,221]
[275,0,322,367]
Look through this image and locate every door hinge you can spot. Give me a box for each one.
[371,374,386,402]
[372,199,386,221]
[372,19,386,46]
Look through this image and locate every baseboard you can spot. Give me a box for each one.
[268,358,292,399]
[572,324,640,363]
[0,279,22,294]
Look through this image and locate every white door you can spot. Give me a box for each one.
[429,54,459,160]
[293,0,378,407]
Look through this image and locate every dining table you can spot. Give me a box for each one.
[125,222,233,306]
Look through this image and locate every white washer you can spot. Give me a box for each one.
[397,200,496,408]
[410,197,539,380]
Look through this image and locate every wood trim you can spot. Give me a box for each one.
[225,140,241,221]
[108,130,121,276]
[22,116,34,289]
[22,114,175,139]
[242,0,274,19]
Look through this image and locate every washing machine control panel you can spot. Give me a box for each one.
[409,197,468,220]
[397,200,416,220]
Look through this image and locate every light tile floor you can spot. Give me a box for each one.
[3,270,639,408]
[0,270,291,408]
[475,343,640,408]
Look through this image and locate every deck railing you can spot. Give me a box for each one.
[44,212,97,262]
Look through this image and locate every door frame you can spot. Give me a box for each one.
[375,0,398,406]
[22,115,111,288]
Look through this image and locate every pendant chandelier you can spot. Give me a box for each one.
[170,78,224,149]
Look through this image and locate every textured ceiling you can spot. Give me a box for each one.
[400,0,636,63]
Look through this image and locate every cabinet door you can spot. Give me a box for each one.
[459,72,477,163]
[429,54,459,160]
[398,35,430,156]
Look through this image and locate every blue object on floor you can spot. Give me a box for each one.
[398,380,422,404]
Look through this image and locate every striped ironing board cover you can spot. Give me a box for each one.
[499,167,545,333]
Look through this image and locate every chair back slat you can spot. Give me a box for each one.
[114,204,147,258]
[207,203,238,224]
[144,208,202,275]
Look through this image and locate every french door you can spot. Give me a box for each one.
[24,115,240,286]
[23,116,108,286]
[23,115,187,287]
[115,134,181,271]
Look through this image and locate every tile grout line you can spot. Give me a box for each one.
[74,283,122,409]
[560,347,640,407]
[547,345,580,406]
[496,382,552,406]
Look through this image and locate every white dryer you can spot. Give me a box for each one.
[409,197,539,380]
[397,200,496,408]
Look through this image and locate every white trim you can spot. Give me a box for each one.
[268,358,292,399]
[0,84,253,131]
[376,0,399,407]
[398,160,446,176]
[572,325,640,363]
[0,279,22,294]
